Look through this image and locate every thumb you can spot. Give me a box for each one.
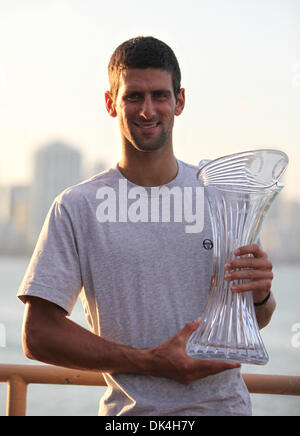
[179,318,201,342]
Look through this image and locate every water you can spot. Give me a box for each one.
[0,257,299,416]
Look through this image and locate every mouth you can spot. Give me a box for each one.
[134,122,160,130]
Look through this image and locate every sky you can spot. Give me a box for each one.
[0,0,299,200]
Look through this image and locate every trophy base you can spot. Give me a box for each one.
[187,344,269,366]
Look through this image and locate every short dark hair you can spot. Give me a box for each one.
[108,36,181,101]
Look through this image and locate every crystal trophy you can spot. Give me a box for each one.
[186,149,289,365]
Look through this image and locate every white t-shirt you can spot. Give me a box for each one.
[18,160,252,416]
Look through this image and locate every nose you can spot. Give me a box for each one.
[139,95,156,120]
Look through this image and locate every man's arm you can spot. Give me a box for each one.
[224,244,276,329]
[254,291,276,329]
[22,296,240,385]
[22,296,149,374]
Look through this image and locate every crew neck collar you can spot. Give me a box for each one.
[114,159,183,191]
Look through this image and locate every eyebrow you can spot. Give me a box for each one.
[124,89,172,96]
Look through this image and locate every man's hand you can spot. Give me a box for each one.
[224,243,273,304]
[147,320,240,384]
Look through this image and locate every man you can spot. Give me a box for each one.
[18,36,275,416]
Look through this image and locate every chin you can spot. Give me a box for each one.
[131,134,170,153]
[134,142,166,152]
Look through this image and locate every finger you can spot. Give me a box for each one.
[225,257,272,271]
[234,244,267,258]
[205,360,241,371]
[230,279,272,293]
[192,360,241,377]
[210,361,241,372]
[181,359,241,384]
[179,319,200,342]
[225,269,274,282]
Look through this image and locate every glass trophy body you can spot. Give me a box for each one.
[186,149,289,365]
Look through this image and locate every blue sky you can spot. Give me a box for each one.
[0,0,299,199]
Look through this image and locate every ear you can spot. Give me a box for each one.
[105,91,117,118]
[175,88,185,116]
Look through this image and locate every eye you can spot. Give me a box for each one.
[125,93,142,102]
[153,91,169,100]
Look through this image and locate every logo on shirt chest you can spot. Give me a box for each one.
[203,239,213,250]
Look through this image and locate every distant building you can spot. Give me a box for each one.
[281,201,300,263]
[261,196,300,264]
[93,160,108,175]
[0,185,29,255]
[0,219,28,255]
[10,186,31,240]
[84,160,108,179]
[29,141,82,246]
[0,186,11,222]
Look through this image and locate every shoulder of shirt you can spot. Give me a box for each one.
[53,167,117,206]
[178,159,211,175]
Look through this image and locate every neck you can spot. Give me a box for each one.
[118,146,178,187]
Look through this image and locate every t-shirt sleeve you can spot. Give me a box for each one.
[17,197,82,315]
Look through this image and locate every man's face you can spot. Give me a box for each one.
[106,68,185,153]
